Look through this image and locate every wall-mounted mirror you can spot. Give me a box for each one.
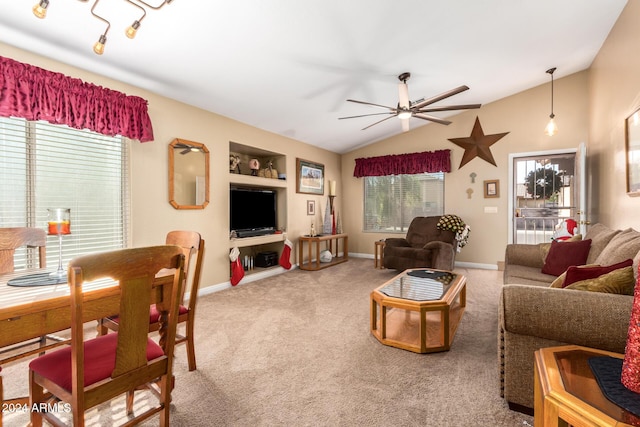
[169,138,210,209]
[626,108,640,197]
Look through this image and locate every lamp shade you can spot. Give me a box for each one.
[621,265,640,392]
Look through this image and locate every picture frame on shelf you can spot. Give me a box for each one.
[307,200,316,216]
[484,179,499,198]
[296,158,324,195]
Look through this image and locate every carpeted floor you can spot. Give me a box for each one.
[3,258,534,426]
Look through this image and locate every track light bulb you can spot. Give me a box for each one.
[545,115,558,136]
[93,34,107,55]
[126,20,141,39]
[32,0,49,19]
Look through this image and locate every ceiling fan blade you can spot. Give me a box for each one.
[411,85,470,110]
[180,148,191,155]
[362,115,397,130]
[401,118,410,132]
[413,113,452,126]
[338,112,395,120]
[346,99,396,110]
[417,103,482,113]
[398,82,410,109]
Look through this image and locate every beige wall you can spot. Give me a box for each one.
[342,71,590,267]
[588,0,640,230]
[0,42,341,289]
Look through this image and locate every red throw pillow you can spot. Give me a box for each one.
[562,258,634,288]
[541,239,592,276]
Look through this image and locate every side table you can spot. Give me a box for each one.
[374,240,385,269]
[534,345,639,427]
[298,233,348,271]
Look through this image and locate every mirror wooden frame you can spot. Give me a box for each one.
[625,108,640,197]
[169,138,210,209]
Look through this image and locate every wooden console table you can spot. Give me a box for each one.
[534,345,638,427]
[298,233,348,271]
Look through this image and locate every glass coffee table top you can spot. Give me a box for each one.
[380,269,457,301]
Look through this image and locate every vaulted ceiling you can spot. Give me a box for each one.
[0,1,628,153]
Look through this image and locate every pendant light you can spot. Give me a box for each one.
[544,67,558,136]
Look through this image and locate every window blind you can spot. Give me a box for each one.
[363,173,444,232]
[0,116,129,269]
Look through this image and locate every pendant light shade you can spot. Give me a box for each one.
[545,67,558,136]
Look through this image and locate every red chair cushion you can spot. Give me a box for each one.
[149,304,188,323]
[29,333,165,392]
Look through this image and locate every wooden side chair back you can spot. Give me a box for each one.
[100,231,204,371]
[0,227,46,274]
[28,245,185,427]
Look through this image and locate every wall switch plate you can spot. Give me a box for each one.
[484,206,498,213]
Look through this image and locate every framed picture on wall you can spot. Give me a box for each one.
[296,158,325,195]
[484,179,499,198]
[307,200,316,215]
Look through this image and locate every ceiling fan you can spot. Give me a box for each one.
[174,142,200,155]
[339,72,481,132]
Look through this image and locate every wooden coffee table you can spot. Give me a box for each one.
[370,268,466,353]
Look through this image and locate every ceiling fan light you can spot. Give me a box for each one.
[32,0,49,19]
[125,20,141,39]
[93,34,107,55]
[545,116,558,136]
[397,111,412,120]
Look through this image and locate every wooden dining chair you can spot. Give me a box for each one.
[0,227,46,273]
[28,245,185,427]
[100,231,205,371]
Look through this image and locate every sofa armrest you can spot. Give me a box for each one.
[504,244,545,269]
[500,284,632,352]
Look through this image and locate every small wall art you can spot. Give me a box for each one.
[307,200,316,215]
[484,179,499,198]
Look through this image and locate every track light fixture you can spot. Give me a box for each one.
[545,67,558,136]
[31,0,173,55]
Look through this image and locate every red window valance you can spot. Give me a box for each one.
[353,149,451,177]
[0,56,154,142]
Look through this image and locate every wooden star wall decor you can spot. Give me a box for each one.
[447,116,509,168]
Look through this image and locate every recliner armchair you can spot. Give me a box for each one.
[383,216,458,271]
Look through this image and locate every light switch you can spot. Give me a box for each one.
[484,206,498,213]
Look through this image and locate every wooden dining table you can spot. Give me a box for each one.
[0,268,175,424]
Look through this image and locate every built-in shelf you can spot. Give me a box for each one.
[229,233,285,249]
[228,141,289,280]
[229,173,287,188]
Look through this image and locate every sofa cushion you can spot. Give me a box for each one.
[563,259,634,288]
[565,266,635,295]
[595,228,640,267]
[585,224,622,264]
[541,239,592,276]
[539,234,582,263]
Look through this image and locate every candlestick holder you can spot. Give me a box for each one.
[47,208,71,280]
[329,195,335,214]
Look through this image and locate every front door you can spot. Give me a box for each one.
[509,145,586,244]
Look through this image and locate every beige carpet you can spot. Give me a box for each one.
[3,259,533,426]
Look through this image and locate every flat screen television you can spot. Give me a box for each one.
[230,188,277,237]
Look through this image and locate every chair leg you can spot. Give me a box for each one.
[186,317,197,371]
[28,371,44,427]
[0,372,3,427]
[126,390,135,415]
[159,375,171,427]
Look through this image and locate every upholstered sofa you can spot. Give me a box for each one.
[383,216,457,271]
[499,223,640,412]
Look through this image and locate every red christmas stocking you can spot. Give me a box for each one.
[279,238,292,269]
[230,247,244,286]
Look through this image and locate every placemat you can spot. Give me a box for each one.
[589,356,640,418]
[7,272,67,287]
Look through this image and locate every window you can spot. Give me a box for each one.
[0,116,129,269]
[363,172,444,232]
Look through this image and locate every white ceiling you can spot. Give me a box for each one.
[0,0,628,153]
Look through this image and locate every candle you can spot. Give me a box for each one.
[329,180,336,196]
